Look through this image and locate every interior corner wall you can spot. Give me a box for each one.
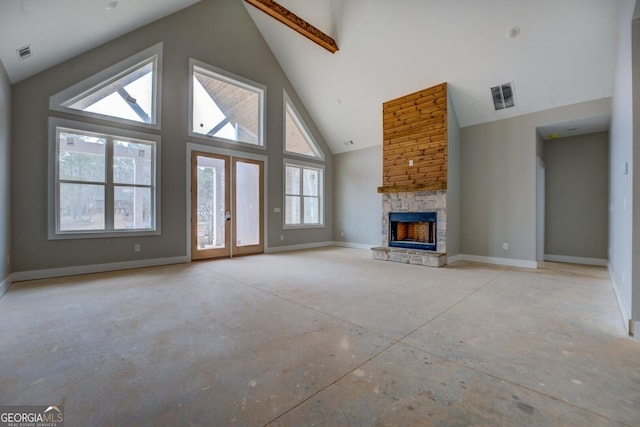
[446,93,461,257]
[460,97,611,262]
[10,0,333,273]
[609,0,635,327]
[544,132,609,260]
[632,13,640,331]
[0,60,11,284]
[333,145,382,247]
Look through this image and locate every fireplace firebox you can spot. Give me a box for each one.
[389,212,437,251]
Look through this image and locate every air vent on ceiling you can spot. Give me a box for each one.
[16,45,32,61]
[491,82,515,110]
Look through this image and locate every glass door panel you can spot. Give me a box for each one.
[232,158,264,255]
[191,152,230,259]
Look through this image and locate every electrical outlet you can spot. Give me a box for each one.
[274,207,281,213]
[340,231,345,237]
[409,159,414,167]
[280,235,284,241]
[134,243,141,252]
[502,242,509,250]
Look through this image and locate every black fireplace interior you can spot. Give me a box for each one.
[389,212,437,251]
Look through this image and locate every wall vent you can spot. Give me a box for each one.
[491,82,515,110]
[16,45,32,61]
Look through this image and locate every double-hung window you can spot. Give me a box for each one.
[285,162,323,227]
[283,92,324,228]
[48,44,162,239]
[50,118,159,238]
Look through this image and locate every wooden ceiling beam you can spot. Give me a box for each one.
[244,0,339,54]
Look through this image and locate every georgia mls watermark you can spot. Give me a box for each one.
[0,406,63,427]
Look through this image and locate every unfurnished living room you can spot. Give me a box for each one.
[0,0,639,425]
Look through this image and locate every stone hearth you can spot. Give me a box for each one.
[372,190,447,267]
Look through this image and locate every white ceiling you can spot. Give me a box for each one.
[244,0,618,153]
[0,0,200,84]
[0,0,619,154]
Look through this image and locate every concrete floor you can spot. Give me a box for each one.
[0,247,639,426]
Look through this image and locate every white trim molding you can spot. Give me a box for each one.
[609,269,632,336]
[265,241,333,253]
[10,256,188,283]
[454,254,538,269]
[333,241,375,250]
[544,254,608,267]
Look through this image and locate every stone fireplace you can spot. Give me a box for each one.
[372,190,447,267]
[371,82,451,267]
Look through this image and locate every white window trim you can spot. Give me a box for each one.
[48,117,161,240]
[189,58,266,149]
[49,42,163,130]
[283,91,324,160]
[283,159,325,229]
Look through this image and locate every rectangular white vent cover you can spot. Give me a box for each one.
[491,82,515,110]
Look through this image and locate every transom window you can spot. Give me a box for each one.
[49,43,162,128]
[285,162,323,227]
[284,92,323,159]
[49,118,159,238]
[190,59,265,147]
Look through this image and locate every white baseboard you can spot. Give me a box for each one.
[544,254,608,267]
[455,254,538,269]
[265,241,334,254]
[333,241,376,250]
[609,268,632,336]
[10,256,189,283]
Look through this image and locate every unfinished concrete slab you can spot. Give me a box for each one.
[0,247,638,425]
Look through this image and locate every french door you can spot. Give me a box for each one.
[191,151,264,260]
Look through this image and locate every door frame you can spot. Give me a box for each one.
[186,143,268,260]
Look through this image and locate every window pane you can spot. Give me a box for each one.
[285,106,317,156]
[285,196,300,225]
[303,168,319,196]
[192,68,261,145]
[236,162,260,246]
[114,186,152,230]
[68,61,154,124]
[59,183,105,231]
[196,156,226,250]
[58,132,106,183]
[285,166,300,195]
[114,140,153,185]
[304,196,319,224]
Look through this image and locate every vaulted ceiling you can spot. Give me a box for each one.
[0,0,620,154]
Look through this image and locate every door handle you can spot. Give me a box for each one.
[225,211,231,221]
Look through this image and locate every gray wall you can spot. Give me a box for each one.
[446,92,461,257]
[460,98,611,262]
[0,60,10,284]
[333,145,382,246]
[10,0,332,272]
[544,132,609,259]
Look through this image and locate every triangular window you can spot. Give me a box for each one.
[284,93,323,159]
[190,60,265,147]
[50,43,162,128]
